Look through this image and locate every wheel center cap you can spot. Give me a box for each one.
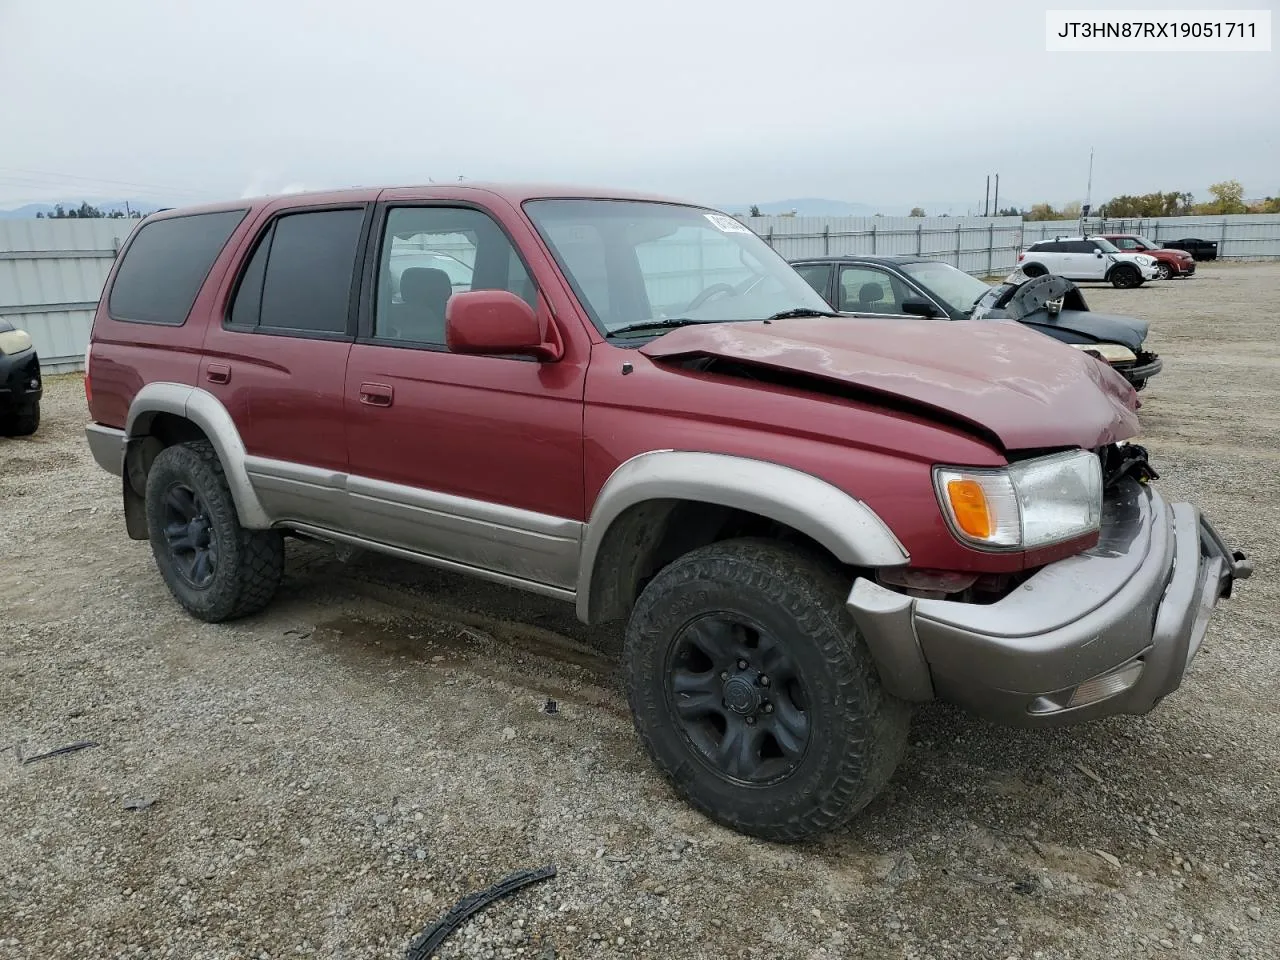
[723,676,760,716]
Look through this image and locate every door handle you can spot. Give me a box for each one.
[207,362,231,384]
[359,382,394,407]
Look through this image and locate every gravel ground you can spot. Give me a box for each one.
[1,262,1276,960]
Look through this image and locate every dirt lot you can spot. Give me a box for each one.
[2,262,1277,960]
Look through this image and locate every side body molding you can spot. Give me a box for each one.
[575,450,909,622]
[126,382,272,528]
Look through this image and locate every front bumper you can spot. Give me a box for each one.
[0,349,43,410]
[1115,354,1163,387]
[1138,263,1161,280]
[1179,260,1196,276]
[848,480,1251,726]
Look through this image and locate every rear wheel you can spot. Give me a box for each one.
[1,401,39,437]
[1155,262,1173,280]
[144,440,285,622]
[1021,261,1049,278]
[1110,264,1142,288]
[624,538,910,842]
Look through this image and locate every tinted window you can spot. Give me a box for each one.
[1065,241,1096,253]
[1030,241,1064,253]
[255,209,364,334]
[793,262,833,299]
[228,226,272,329]
[108,209,246,324]
[374,206,537,344]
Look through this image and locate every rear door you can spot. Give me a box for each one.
[340,199,589,592]
[199,195,376,528]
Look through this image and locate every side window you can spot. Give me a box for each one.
[1115,238,1138,250]
[374,206,537,344]
[792,263,833,301]
[109,209,247,324]
[838,266,905,313]
[228,208,365,335]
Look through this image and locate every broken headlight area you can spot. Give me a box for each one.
[1097,441,1159,491]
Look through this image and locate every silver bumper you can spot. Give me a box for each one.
[85,423,125,476]
[848,480,1251,726]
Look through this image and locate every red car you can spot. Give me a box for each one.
[1101,234,1196,279]
[82,184,1249,840]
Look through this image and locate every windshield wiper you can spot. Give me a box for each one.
[605,317,713,338]
[765,307,839,320]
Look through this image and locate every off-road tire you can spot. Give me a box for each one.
[1110,264,1142,288]
[145,440,284,623]
[624,537,911,842]
[1021,262,1049,278]
[1155,261,1173,280]
[1,401,39,437]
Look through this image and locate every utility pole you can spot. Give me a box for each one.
[1081,147,1093,235]
[993,174,999,215]
[984,175,990,218]
[124,200,132,218]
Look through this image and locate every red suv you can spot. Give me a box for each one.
[83,184,1249,840]
[1101,234,1196,279]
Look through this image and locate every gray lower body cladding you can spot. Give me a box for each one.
[848,479,1250,726]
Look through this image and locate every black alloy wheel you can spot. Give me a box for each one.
[667,614,811,785]
[161,482,218,588]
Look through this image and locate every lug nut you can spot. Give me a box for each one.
[720,671,729,680]
[763,703,773,713]
[745,716,755,725]
[759,675,770,687]
[737,659,749,670]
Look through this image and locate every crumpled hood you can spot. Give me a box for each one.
[1022,309,1149,350]
[639,317,1141,452]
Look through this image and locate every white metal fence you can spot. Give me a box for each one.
[1021,213,1280,260]
[4,211,1279,373]
[741,215,1025,277]
[0,219,137,373]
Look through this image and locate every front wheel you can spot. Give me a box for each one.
[144,440,285,622]
[1110,265,1142,288]
[1,401,39,437]
[624,538,910,842]
[1155,262,1173,280]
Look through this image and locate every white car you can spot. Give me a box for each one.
[1016,236,1161,289]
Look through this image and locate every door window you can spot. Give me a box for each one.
[373,206,537,345]
[793,262,834,302]
[228,208,366,336]
[837,266,907,313]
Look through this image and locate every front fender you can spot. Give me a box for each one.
[126,382,271,528]
[575,450,909,622]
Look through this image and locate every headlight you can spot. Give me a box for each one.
[0,328,34,356]
[934,450,1102,551]
[1135,254,1154,265]
[1068,341,1137,363]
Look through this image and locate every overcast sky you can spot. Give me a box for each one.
[1,0,1275,212]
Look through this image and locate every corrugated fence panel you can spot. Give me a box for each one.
[0,219,137,370]
[1021,214,1280,259]
[741,215,1023,276]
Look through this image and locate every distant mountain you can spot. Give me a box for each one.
[0,199,164,219]
[720,197,1000,218]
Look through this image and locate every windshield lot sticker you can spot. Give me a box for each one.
[705,214,752,234]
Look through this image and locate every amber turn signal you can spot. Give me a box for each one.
[945,478,993,539]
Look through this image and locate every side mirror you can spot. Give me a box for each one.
[901,297,939,318]
[1095,249,1104,257]
[445,290,561,361]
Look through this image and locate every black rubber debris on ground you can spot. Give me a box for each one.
[403,864,557,960]
[18,740,99,765]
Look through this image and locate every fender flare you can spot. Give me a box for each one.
[125,382,272,528]
[575,450,909,622]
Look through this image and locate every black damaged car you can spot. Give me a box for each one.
[0,316,42,436]
[790,255,1162,391]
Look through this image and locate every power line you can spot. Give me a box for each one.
[0,166,218,200]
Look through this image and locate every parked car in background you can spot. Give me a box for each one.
[1101,234,1196,279]
[81,184,1249,841]
[1017,237,1160,287]
[0,316,42,436]
[790,256,1162,390]
[1160,237,1219,261]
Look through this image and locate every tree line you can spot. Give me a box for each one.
[35,202,145,219]
[1019,180,1280,220]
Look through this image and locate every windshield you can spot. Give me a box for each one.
[523,199,832,335]
[1132,236,1159,250]
[899,260,992,314]
[1093,237,1121,253]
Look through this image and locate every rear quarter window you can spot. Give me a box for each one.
[107,209,247,324]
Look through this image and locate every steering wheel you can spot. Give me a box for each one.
[682,283,738,312]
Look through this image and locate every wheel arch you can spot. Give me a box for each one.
[576,451,909,624]
[124,382,271,530]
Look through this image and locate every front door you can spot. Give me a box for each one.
[342,202,588,592]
